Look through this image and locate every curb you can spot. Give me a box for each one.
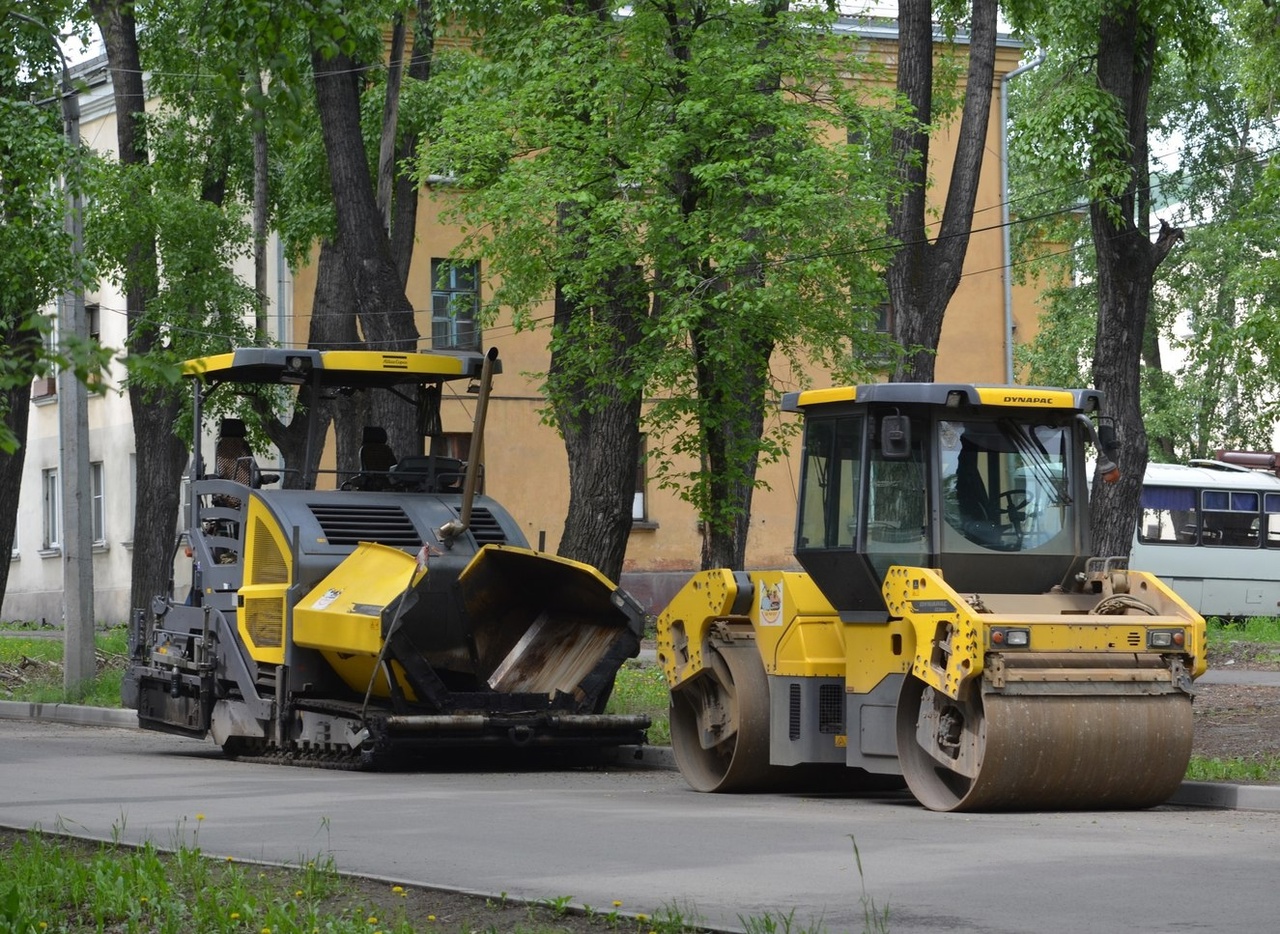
[0,700,137,728]
[5,702,1276,811]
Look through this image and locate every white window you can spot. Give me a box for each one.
[42,468,60,551]
[633,437,648,522]
[430,259,480,351]
[91,461,106,545]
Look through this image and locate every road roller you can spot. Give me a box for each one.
[122,347,647,767]
[657,384,1206,811]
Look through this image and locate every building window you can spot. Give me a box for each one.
[91,461,106,545]
[876,302,893,333]
[431,259,480,351]
[87,302,101,341]
[42,468,60,551]
[32,316,58,399]
[633,437,650,524]
[127,453,137,546]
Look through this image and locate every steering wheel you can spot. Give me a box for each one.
[996,490,1031,546]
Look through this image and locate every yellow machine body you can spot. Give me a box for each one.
[657,383,1207,811]
[126,347,649,764]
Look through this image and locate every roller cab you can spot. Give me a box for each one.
[657,384,1205,811]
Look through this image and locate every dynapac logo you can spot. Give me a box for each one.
[1001,393,1055,404]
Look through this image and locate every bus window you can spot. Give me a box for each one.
[1202,490,1260,547]
[1266,493,1280,546]
[1140,486,1197,544]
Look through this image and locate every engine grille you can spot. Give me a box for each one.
[310,503,421,547]
[467,507,508,545]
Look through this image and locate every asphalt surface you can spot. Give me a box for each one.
[2,676,1280,812]
[4,717,1280,934]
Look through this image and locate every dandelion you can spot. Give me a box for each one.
[38,924,47,931]
[230,912,241,920]
[613,900,623,908]
[226,856,235,863]
[391,885,404,894]
[139,897,149,905]
[637,914,649,922]
[295,890,304,897]
[261,928,272,934]
[196,813,205,822]
[367,916,378,924]
[427,915,436,922]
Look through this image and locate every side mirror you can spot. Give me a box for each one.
[880,414,911,460]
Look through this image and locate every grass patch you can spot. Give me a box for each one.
[1205,616,1280,646]
[0,827,717,934]
[608,662,671,747]
[0,625,128,707]
[1186,755,1280,784]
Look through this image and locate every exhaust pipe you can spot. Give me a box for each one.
[438,346,499,543]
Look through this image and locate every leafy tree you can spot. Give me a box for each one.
[1009,0,1217,556]
[0,4,99,605]
[423,0,900,573]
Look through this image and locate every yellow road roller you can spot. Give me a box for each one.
[657,384,1205,811]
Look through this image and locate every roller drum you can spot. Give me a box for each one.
[896,676,1193,812]
[669,643,790,793]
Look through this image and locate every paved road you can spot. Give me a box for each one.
[2,719,1280,934]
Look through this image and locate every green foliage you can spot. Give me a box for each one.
[422,2,903,534]
[0,85,102,452]
[1010,0,1278,460]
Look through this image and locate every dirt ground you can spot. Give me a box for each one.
[1193,641,1280,764]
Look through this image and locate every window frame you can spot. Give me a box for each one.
[430,259,481,352]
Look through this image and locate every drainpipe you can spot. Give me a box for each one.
[1000,51,1046,384]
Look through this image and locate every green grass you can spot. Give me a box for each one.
[1205,615,1280,646]
[0,625,129,707]
[0,826,716,934]
[1185,755,1280,784]
[607,662,671,747]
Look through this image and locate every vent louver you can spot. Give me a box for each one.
[310,503,420,547]
[466,507,507,545]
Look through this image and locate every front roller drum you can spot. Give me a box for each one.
[668,642,786,793]
[895,676,1193,812]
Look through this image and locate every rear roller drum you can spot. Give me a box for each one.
[668,642,782,793]
[895,675,1194,812]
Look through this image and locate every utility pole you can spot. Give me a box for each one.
[12,12,98,694]
[56,40,96,696]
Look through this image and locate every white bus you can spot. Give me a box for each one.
[1130,458,1280,619]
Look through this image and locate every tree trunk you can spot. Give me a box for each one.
[311,45,421,455]
[694,327,772,570]
[390,0,435,287]
[91,0,189,616]
[887,0,998,382]
[0,326,37,603]
[551,276,645,582]
[257,240,361,486]
[1087,5,1181,559]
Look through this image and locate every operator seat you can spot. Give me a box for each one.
[212,418,278,507]
[357,426,398,490]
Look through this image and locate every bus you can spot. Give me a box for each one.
[1130,457,1280,619]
